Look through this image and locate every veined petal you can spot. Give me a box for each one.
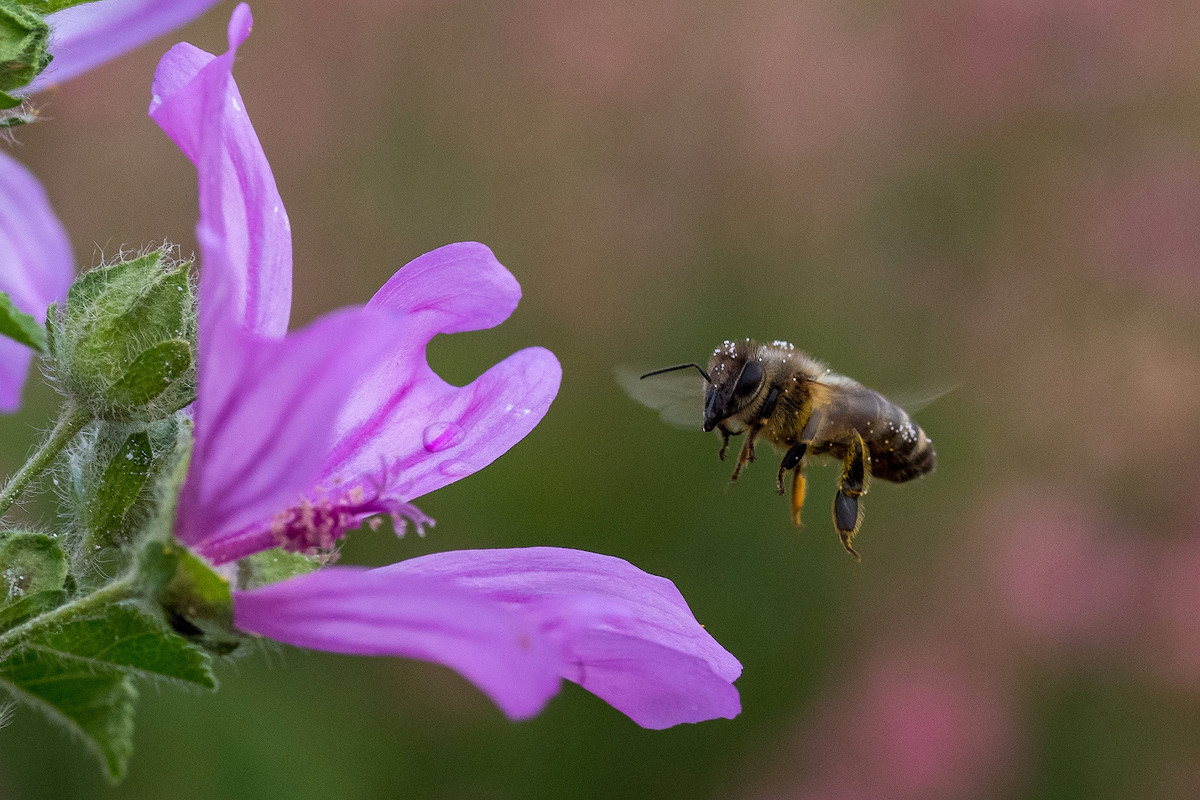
[149,3,292,340]
[556,626,743,729]
[232,566,563,721]
[177,307,402,564]
[378,547,742,727]
[324,243,562,500]
[0,151,73,412]
[30,0,222,93]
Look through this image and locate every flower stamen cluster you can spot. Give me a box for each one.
[269,481,432,556]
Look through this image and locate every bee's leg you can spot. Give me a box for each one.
[730,426,760,483]
[716,423,737,461]
[776,442,807,494]
[833,431,870,561]
[776,442,809,526]
[791,469,808,527]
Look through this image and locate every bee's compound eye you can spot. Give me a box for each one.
[734,361,764,397]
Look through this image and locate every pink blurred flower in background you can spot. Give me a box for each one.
[1080,141,1200,304]
[985,486,1147,657]
[899,0,1200,132]
[747,638,1020,800]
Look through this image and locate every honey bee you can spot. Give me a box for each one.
[621,339,937,560]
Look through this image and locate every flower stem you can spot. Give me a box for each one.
[0,402,92,518]
[0,572,137,655]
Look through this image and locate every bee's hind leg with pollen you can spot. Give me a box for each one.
[777,442,808,527]
[832,430,870,561]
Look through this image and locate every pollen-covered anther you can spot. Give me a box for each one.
[268,482,434,555]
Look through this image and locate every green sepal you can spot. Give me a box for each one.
[0,589,65,633]
[0,648,135,781]
[108,339,192,411]
[0,532,68,597]
[49,249,196,422]
[83,431,154,551]
[140,542,240,655]
[0,3,51,97]
[237,548,322,591]
[0,290,47,353]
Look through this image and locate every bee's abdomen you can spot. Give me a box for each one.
[866,410,936,483]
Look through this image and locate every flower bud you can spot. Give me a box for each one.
[48,248,197,421]
[0,3,51,109]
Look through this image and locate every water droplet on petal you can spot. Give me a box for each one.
[438,459,474,478]
[423,422,465,453]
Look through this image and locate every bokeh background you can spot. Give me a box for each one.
[3,1,1200,797]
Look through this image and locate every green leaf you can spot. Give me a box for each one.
[0,531,68,596]
[29,604,215,689]
[0,291,47,353]
[0,589,64,633]
[108,339,193,409]
[0,648,135,781]
[86,431,154,549]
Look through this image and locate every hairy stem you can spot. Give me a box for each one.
[0,402,92,518]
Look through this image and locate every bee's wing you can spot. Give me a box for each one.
[806,377,955,441]
[885,383,959,415]
[614,365,705,430]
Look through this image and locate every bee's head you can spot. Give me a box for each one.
[703,339,765,432]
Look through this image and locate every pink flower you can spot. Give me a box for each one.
[149,4,741,728]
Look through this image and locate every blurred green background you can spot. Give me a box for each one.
[4,1,1200,797]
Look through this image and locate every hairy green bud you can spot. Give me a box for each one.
[48,248,197,422]
[0,3,51,109]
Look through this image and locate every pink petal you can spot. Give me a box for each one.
[557,627,743,729]
[0,151,73,412]
[232,566,563,721]
[177,307,402,563]
[30,0,222,92]
[149,3,292,340]
[379,547,742,727]
[323,243,562,500]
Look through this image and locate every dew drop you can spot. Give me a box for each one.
[438,459,473,478]
[423,422,465,453]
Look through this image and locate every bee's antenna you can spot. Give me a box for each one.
[640,363,711,383]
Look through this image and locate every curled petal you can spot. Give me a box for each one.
[232,566,563,721]
[367,241,522,338]
[0,151,73,412]
[149,3,292,340]
[31,0,222,92]
[177,307,403,563]
[324,243,562,500]
[556,626,743,729]
[379,547,742,727]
